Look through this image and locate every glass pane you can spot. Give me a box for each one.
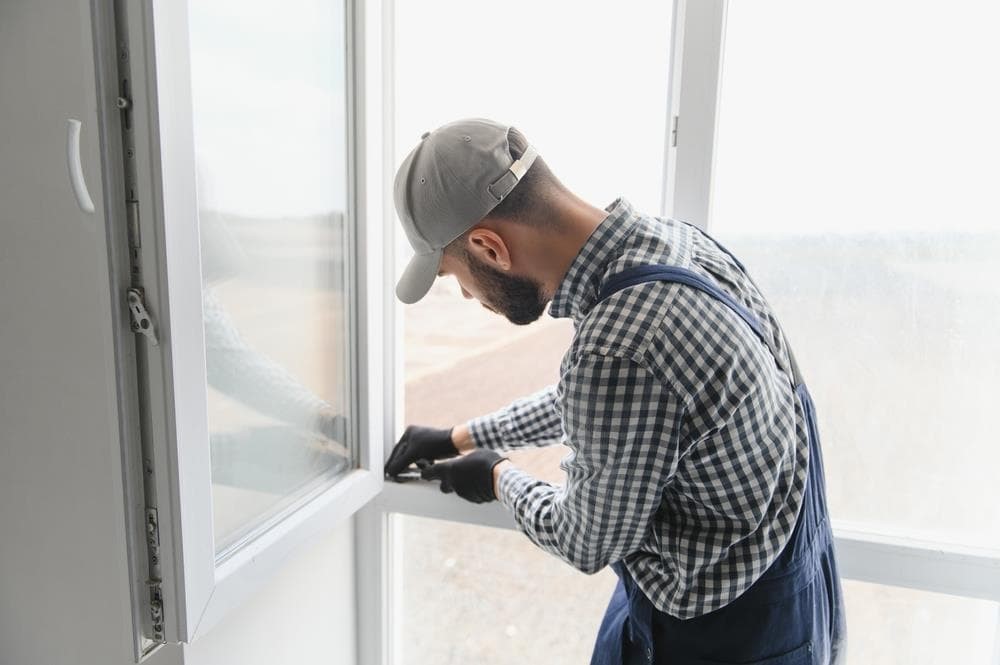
[395,0,674,405]
[395,0,674,232]
[393,514,619,665]
[394,4,675,660]
[187,0,353,554]
[394,522,1000,665]
[710,0,1000,547]
[842,581,998,664]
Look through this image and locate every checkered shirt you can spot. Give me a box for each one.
[467,197,809,619]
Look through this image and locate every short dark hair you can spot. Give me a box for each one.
[444,126,564,257]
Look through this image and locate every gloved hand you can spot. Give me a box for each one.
[384,425,459,479]
[420,449,508,503]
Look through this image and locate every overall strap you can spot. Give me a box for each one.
[596,264,804,387]
[681,220,805,385]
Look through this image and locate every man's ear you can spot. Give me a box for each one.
[466,228,511,270]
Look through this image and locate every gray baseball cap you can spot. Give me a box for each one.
[393,118,538,304]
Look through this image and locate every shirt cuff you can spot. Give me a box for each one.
[466,408,511,450]
[496,466,541,510]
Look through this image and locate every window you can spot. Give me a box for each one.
[709,0,1000,550]
[701,0,1000,658]
[394,515,618,665]
[187,0,354,556]
[393,0,674,219]
[840,581,997,664]
[119,0,385,644]
[379,1,676,663]
[352,1,1000,663]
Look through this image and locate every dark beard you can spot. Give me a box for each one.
[463,248,548,325]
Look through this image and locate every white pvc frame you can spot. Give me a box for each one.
[356,1,1000,663]
[660,0,727,226]
[124,0,385,644]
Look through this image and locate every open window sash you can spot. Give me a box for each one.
[119,0,386,644]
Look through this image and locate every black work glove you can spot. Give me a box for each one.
[420,449,508,504]
[384,425,459,479]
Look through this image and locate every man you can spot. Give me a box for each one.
[385,118,846,664]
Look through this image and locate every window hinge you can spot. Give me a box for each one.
[146,578,165,643]
[127,288,158,346]
[671,115,679,147]
[145,508,165,643]
[145,507,161,569]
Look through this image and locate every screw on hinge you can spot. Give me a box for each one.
[116,96,131,109]
[671,115,679,147]
[127,288,159,346]
[145,508,161,567]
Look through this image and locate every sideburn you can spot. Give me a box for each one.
[462,246,548,325]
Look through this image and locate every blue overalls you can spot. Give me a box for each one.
[589,238,847,665]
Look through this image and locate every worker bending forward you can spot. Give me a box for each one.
[385,118,847,665]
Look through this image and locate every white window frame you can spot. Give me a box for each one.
[358,2,1000,663]
[119,0,386,645]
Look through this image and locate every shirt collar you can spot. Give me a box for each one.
[548,197,641,321]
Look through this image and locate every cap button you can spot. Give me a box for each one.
[421,131,431,139]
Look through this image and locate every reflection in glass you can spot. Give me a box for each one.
[187,0,352,553]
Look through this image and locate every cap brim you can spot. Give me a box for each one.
[395,248,443,304]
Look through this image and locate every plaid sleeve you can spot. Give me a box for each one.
[465,384,564,451]
[496,351,684,573]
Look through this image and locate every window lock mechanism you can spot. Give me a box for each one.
[126,287,159,346]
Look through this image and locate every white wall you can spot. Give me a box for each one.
[0,1,137,663]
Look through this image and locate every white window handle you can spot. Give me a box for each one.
[66,119,95,213]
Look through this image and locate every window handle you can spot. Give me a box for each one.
[66,119,95,213]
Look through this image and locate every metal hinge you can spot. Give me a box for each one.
[145,507,161,567]
[112,4,166,650]
[127,288,158,346]
[671,115,680,147]
[145,508,165,643]
[146,578,165,643]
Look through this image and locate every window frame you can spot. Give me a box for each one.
[120,0,386,644]
[357,1,1000,664]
